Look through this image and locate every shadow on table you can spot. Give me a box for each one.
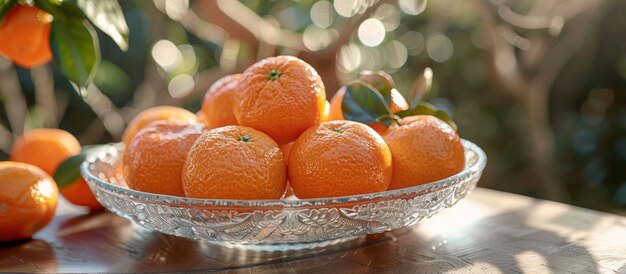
[39,202,621,273]
[361,204,604,273]
[0,239,57,272]
[125,207,607,273]
[51,211,374,272]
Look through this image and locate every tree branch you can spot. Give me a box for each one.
[194,0,304,59]
[473,0,528,102]
[314,0,392,63]
[0,58,28,136]
[83,84,125,139]
[31,66,58,128]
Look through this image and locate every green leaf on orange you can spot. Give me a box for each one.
[359,70,395,100]
[341,80,393,125]
[53,145,103,189]
[53,151,88,190]
[34,0,84,21]
[50,18,100,88]
[397,101,457,131]
[0,0,17,21]
[409,67,433,108]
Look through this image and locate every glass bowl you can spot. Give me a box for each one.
[81,139,486,250]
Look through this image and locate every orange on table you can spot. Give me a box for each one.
[233,55,326,143]
[0,161,58,241]
[383,115,465,190]
[60,178,103,211]
[288,120,392,198]
[124,120,206,197]
[328,87,408,135]
[122,106,197,146]
[10,128,81,175]
[0,4,52,68]
[201,74,241,128]
[182,126,286,200]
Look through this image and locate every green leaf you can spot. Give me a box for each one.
[342,80,393,125]
[72,0,129,51]
[0,0,17,21]
[50,18,100,88]
[397,101,457,131]
[53,145,103,189]
[34,0,84,21]
[358,70,395,101]
[53,151,87,189]
[409,67,433,108]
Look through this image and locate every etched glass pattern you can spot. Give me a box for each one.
[81,140,486,248]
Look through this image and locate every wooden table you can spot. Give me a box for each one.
[1,188,625,273]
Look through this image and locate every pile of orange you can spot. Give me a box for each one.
[121,55,465,201]
[0,55,465,241]
[2,128,105,241]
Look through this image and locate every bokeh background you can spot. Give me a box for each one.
[1,0,624,214]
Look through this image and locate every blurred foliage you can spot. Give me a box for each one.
[0,0,625,213]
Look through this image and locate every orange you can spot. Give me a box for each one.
[10,128,81,175]
[383,115,465,190]
[233,55,326,143]
[0,5,52,68]
[122,106,197,146]
[201,74,241,128]
[182,126,287,200]
[196,111,207,125]
[279,142,294,165]
[0,161,58,241]
[321,100,330,122]
[124,121,206,196]
[328,86,408,135]
[278,142,296,197]
[60,178,103,211]
[288,120,392,198]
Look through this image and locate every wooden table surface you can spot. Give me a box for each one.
[1,188,625,273]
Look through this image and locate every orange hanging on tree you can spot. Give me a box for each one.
[0,4,53,68]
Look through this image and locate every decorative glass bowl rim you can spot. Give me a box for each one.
[81,139,486,208]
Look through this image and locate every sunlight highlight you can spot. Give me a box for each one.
[358,18,385,47]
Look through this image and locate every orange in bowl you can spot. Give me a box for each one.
[201,74,242,129]
[383,115,465,190]
[122,106,197,146]
[234,55,326,143]
[182,126,287,200]
[124,120,206,196]
[288,120,392,198]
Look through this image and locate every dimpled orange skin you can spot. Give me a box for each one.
[201,74,242,129]
[328,87,408,135]
[0,5,52,68]
[60,178,103,211]
[288,120,392,199]
[234,56,326,143]
[122,106,197,146]
[10,128,81,175]
[0,162,58,241]
[124,121,206,197]
[182,126,287,200]
[383,115,465,190]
